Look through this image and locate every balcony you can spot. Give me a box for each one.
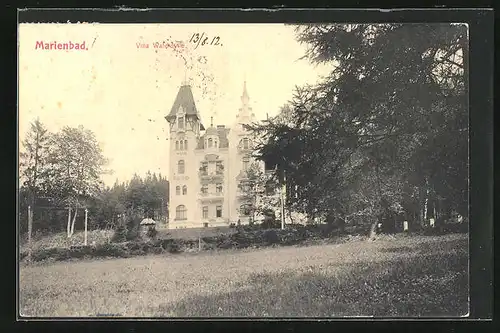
[198,191,224,204]
[237,146,253,154]
[199,171,224,182]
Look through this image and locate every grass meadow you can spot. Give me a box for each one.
[19,233,468,318]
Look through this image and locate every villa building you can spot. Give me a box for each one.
[166,81,278,229]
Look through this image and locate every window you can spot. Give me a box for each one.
[176,186,181,195]
[242,156,250,171]
[201,184,208,194]
[216,183,223,193]
[178,160,185,174]
[178,117,184,129]
[176,205,187,220]
[202,206,208,219]
[216,205,222,218]
[182,185,187,195]
[240,138,251,149]
[184,140,188,150]
[200,162,208,175]
[216,161,223,174]
[214,140,218,148]
[179,140,184,150]
[175,141,179,150]
[208,138,213,148]
[203,222,209,228]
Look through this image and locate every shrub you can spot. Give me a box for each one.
[168,242,182,253]
[201,236,218,244]
[277,229,303,245]
[69,245,94,259]
[218,238,237,249]
[111,224,128,243]
[93,242,129,258]
[31,247,72,261]
[157,238,183,253]
[152,246,164,254]
[146,226,158,239]
[263,229,280,245]
[126,215,141,241]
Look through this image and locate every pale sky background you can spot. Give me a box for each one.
[19,24,333,187]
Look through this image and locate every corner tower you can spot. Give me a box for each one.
[165,82,205,228]
[228,81,259,223]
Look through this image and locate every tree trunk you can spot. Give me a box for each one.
[369,221,377,240]
[287,207,295,225]
[338,215,346,233]
[67,207,72,238]
[70,207,78,237]
[424,196,428,221]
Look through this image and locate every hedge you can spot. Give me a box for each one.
[20,223,467,263]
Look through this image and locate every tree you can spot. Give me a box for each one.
[19,118,51,209]
[237,161,281,226]
[47,125,109,237]
[248,23,468,236]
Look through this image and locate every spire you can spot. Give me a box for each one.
[241,81,249,103]
[210,116,213,127]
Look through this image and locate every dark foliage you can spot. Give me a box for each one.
[146,226,158,239]
[111,224,127,243]
[247,23,468,236]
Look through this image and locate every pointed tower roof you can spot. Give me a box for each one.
[241,81,249,104]
[234,81,254,127]
[165,83,200,121]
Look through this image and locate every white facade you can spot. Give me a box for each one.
[166,81,267,229]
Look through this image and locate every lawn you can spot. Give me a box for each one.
[19,233,468,318]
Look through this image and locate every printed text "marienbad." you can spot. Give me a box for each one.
[35,41,89,50]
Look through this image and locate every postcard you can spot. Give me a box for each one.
[18,16,472,318]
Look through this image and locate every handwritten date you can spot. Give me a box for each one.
[189,33,222,49]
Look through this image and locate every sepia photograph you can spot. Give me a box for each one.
[18,19,470,318]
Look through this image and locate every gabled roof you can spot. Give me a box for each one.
[166,84,200,120]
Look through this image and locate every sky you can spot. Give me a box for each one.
[18,23,332,186]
